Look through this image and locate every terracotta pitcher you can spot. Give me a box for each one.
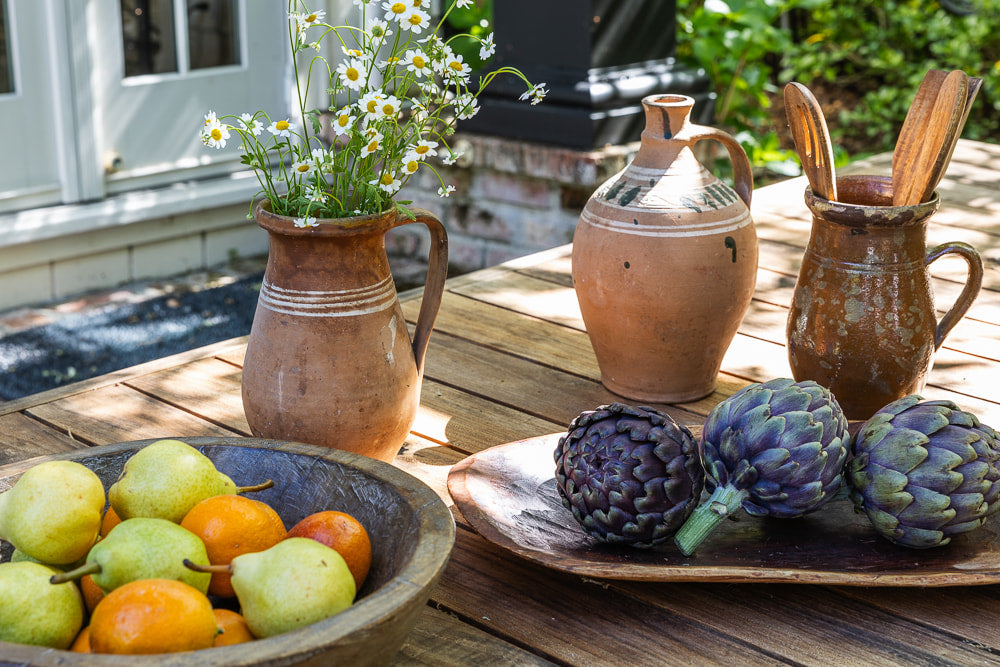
[573,94,758,403]
[241,201,448,462]
[787,174,983,420]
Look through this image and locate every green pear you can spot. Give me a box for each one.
[0,561,84,649]
[109,439,256,523]
[0,460,104,565]
[51,517,211,595]
[186,537,356,638]
[10,548,86,572]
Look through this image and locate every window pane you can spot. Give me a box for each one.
[187,0,239,70]
[121,0,178,77]
[0,0,12,93]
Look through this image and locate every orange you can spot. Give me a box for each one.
[180,494,287,597]
[80,574,105,614]
[100,505,121,537]
[70,626,91,653]
[89,579,218,654]
[286,510,372,590]
[212,608,255,646]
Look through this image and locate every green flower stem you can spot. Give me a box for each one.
[674,483,749,556]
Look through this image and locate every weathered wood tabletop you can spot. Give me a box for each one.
[2,139,1000,665]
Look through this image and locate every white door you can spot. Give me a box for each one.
[90,0,291,194]
[0,0,66,212]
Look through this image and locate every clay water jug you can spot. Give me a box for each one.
[241,201,448,462]
[573,94,758,403]
[787,174,983,420]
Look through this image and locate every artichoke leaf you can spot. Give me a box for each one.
[896,525,950,549]
[868,438,929,475]
[749,447,790,477]
[889,407,950,436]
[738,411,787,456]
[777,412,822,450]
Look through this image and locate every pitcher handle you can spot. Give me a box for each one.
[679,124,754,207]
[925,241,983,350]
[392,208,449,374]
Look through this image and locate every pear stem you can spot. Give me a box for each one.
[183,558,231,575]
[674,482,749,556]
[237,479,275,494]
[50,561,101,585]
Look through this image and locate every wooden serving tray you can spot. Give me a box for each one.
[447,434,1000,587]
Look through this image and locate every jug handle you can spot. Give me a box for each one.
[925,241,983,350]
[392,208,449,374]
[678,125,754,207]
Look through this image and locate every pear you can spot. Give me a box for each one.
[0,460,104,565]
[109,439,270,523]
[0,561,84,649]
[186,537,356,638]
[51,517,212,595]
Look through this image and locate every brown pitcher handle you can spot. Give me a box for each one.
[680,125,754,207]
[925,241,983,349]
[392,208,449,374]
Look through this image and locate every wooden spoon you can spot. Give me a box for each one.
[920,75,982,202]
[892,69,968,205]
[784,82,837,201]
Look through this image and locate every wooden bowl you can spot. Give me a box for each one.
[0,437,455,665]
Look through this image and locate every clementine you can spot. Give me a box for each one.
[180,494,287,597]
[100,505,121,537]
[212,608,255,646]
[80,574,105,614]
[286,510,372,590]
[69,626,90,653]
[89,579,218,654]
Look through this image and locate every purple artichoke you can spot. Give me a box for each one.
[674,378,850,555]
[849,395,1000,548]
[554,403,704,548]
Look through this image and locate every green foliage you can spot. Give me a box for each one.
[677,0,999,177]
[782,1,1000,152]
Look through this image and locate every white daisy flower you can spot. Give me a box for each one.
[455,93,479,119]
[383,0,409,23]
[401,7,430,33]
[442,150,463,165]
[336,58,367,91]
[203,110,219,129]
[438,184,456,197]
[306,185,326,202]
[401,158,420,176]
[520,82,548,105]
[291,159,315,177]
[331,106,357,134]
[443,53,471,82]
[358,91,386,119]
[201,122,230,149]
[294,216,319,228]
[405,139,438,161]
[360,132,383,157]
[479,33,495,60]
[376,95,401,120]
[403,49,432,78]
[455,0,473,7]
[370,172,402,194]
[238,113,264,136]
[311,147,331,164]
[267,119,296,137]
[366,17,392,40]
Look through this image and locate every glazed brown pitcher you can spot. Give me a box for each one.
[573,94,758,403]
[241,201,448,462]
[787,175,983,420]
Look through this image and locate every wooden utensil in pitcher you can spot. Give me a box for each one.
[892,69,969,206]
[784,82,837,201]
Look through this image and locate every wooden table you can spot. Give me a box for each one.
[2,139,1000,665]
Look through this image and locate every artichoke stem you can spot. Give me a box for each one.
[674,483,749,556]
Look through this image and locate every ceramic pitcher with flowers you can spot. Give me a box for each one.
[200,0,545,460]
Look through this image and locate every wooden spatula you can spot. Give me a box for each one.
[920,75,982,203]
[784,82,837,201]
[892,69,968,206]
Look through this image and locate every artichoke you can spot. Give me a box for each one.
[848,395,1000,549]
[553,403,704,548]
[674,378,850,555]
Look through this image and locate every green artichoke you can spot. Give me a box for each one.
[848,395,1000,549]
[674,378,850,555]
[554,403,704,548]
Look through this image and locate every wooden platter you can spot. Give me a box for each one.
[447,434,1000,587]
